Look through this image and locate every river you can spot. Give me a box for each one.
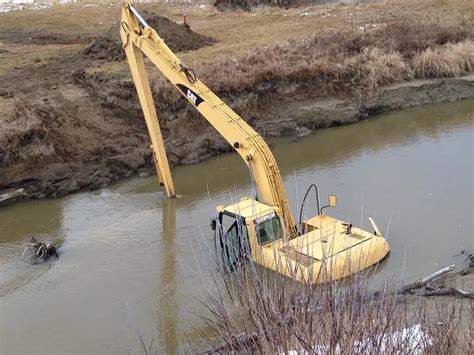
[1,100,473,354]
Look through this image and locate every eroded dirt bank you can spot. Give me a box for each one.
[1,71,473,203]
[1,1,473,203]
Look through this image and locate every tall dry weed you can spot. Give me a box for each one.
[413,40,474,78]
[1,100,43,143]
[344,48,413,97]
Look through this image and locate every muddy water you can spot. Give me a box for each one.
[1,100,473,354]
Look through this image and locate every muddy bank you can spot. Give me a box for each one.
[1,2,473,204]
[278,76,474,135]
[1,71,473,203]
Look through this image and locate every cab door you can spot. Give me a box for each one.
[218,214,249,270]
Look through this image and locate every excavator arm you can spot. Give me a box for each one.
[120,2,296,235]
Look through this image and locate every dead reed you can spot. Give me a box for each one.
[413,40,474,78]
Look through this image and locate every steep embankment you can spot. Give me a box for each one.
[1,4,473,202]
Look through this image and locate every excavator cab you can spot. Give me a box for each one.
[212,196,390,283]
[213,198,285,271]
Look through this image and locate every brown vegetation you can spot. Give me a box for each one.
[146,19,473,106]
[0,101,53,168]
[214,0,295,12]
[201,263,473,353]
[414,40,474,78]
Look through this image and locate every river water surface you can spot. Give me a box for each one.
[1,100,473,354]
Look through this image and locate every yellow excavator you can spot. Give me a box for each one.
[120,2,389,283]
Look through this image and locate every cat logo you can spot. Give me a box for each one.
[187,90,198,105]
[177,84,204,107]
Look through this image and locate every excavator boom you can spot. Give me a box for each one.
[120,2,390,283]
[120,2,296,234]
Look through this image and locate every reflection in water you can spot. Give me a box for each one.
[0,199,62,243]
[169,100,474,203]
[0,100,472,354]
[158,198,178,352]
[275,100,474,174]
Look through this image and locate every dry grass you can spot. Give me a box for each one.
[1,0,473,140]
[1,100,43,144]
[0,100,51,166]
[386,0,448,5]
[1,0,472,75]
[343,48,413,97]
[414,40,474,78]
[148,19,472,105]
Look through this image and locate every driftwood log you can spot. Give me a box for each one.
[0,188,25,204]
[420,288,473,299]
[399,265,455,294]
[397,264,473,299]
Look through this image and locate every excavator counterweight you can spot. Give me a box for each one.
[121,2,390,283]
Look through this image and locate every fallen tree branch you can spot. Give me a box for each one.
[0,188,25,204]
[453,249,473,275]
[398,265,455,294]
[420,288,473,299]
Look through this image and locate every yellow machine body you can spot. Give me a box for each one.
[120,2,390,284]
[219,198,389,283]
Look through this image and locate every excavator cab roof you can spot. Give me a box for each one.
[219,198,276,221]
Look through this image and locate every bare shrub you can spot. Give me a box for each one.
[200,261,465,353]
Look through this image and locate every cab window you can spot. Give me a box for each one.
[219,214,250,269]
[256,214,283,245]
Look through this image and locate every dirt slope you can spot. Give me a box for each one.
[82,12,215,61]
[0,2,473,203]
[2,54,473,202]
[83,11,215,60]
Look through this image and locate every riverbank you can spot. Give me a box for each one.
[1,0,473,203]
[2,75,473,204]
